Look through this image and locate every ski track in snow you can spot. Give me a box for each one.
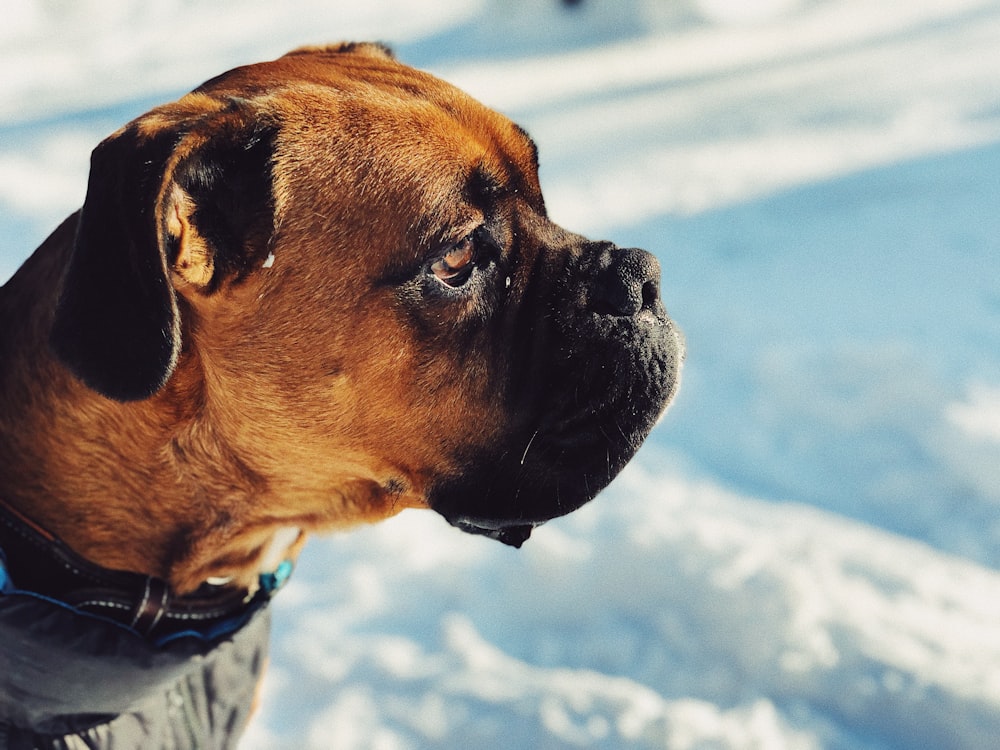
[2,1,999,748]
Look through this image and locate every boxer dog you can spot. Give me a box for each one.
[0,43,683,748]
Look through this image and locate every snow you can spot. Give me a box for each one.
[2,1,999,748]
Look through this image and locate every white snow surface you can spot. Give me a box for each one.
[2,1,999,748]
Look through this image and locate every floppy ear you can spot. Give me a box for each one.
[50,128,182,402]
[50,120,275,402]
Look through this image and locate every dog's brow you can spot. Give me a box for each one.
[467,164,506,202]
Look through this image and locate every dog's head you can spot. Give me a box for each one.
[50,43,684,546]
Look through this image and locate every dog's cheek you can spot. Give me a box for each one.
[363,334,505,453]
[212,287,486,478]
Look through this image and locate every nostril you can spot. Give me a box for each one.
[591,246,662,318]
[641,278,660,311]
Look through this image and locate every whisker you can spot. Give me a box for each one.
[520,430,540,466]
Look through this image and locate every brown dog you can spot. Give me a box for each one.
[0,43,683,747]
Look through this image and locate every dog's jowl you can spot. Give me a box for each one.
[0,43,683,748]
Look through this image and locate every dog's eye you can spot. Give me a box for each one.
[430,234,477,287]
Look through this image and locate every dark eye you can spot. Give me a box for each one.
[430,234,477,288]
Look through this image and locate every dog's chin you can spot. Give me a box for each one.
[429,418,650,547]
[430,459,613,548]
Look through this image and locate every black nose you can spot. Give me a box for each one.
[592,246,662,317]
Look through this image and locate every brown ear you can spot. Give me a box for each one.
[50,120,275,402]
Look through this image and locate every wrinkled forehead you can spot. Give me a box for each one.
[206,50,542,215]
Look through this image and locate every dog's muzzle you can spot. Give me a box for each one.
[430,242,684,546]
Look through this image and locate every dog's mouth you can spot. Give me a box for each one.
[430,325,683,547]
[449,518,537,548]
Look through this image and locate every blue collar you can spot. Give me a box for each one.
[0,499,291,645]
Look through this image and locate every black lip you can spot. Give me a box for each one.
[450,518,537,548]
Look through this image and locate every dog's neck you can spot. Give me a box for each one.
[0,217,303,594]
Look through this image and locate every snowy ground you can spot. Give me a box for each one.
[3,1,1000,748]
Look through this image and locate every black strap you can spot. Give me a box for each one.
[0,500,261,640]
